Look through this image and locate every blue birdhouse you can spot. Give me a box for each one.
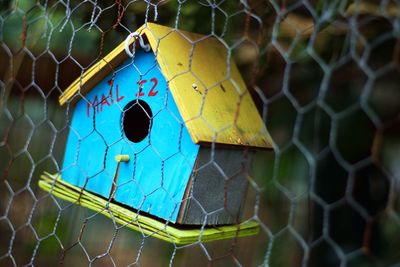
[58,23,272,225]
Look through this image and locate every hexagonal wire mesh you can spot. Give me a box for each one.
[1,0,400,266]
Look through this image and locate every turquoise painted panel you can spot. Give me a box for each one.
[61,50,200,222]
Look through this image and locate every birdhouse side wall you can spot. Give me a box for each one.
[177,147,253,225]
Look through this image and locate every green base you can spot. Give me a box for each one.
[38,173,259,245]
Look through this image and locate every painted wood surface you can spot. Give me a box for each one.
[39,173,260,244]
[59,23,272,149]
[61,50,200,222]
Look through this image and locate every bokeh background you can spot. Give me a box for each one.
[1,0,400,266]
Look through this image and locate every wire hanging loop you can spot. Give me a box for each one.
[124,32,151,58]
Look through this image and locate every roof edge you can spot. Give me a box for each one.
[58,23,273,149]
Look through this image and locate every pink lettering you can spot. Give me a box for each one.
[85,76,158,118]
[100,94,111,112]
[136,80,146,97]
[116,84,124,102]
[148,78,158,96]
[87,95,99,117]
[86,81,125,117]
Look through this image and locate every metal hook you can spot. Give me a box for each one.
[124,32,151,58]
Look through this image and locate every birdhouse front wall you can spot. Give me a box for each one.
[61,49,200,222]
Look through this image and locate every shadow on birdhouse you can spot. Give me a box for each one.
[39,23,273,244]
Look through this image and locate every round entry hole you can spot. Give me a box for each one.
[122,100,152,143]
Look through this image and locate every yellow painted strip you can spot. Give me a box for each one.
[38,173,260,244]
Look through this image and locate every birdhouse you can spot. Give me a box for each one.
[58,23,272,226]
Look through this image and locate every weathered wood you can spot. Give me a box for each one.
[177,147,254,225]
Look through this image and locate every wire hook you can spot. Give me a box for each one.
[124,32,151,58]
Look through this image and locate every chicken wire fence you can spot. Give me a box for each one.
[1,0,400,266]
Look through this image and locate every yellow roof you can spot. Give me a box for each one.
[59,23,272,149]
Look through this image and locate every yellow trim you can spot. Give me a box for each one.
[59,23,272,148]
[38,173,260,244]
